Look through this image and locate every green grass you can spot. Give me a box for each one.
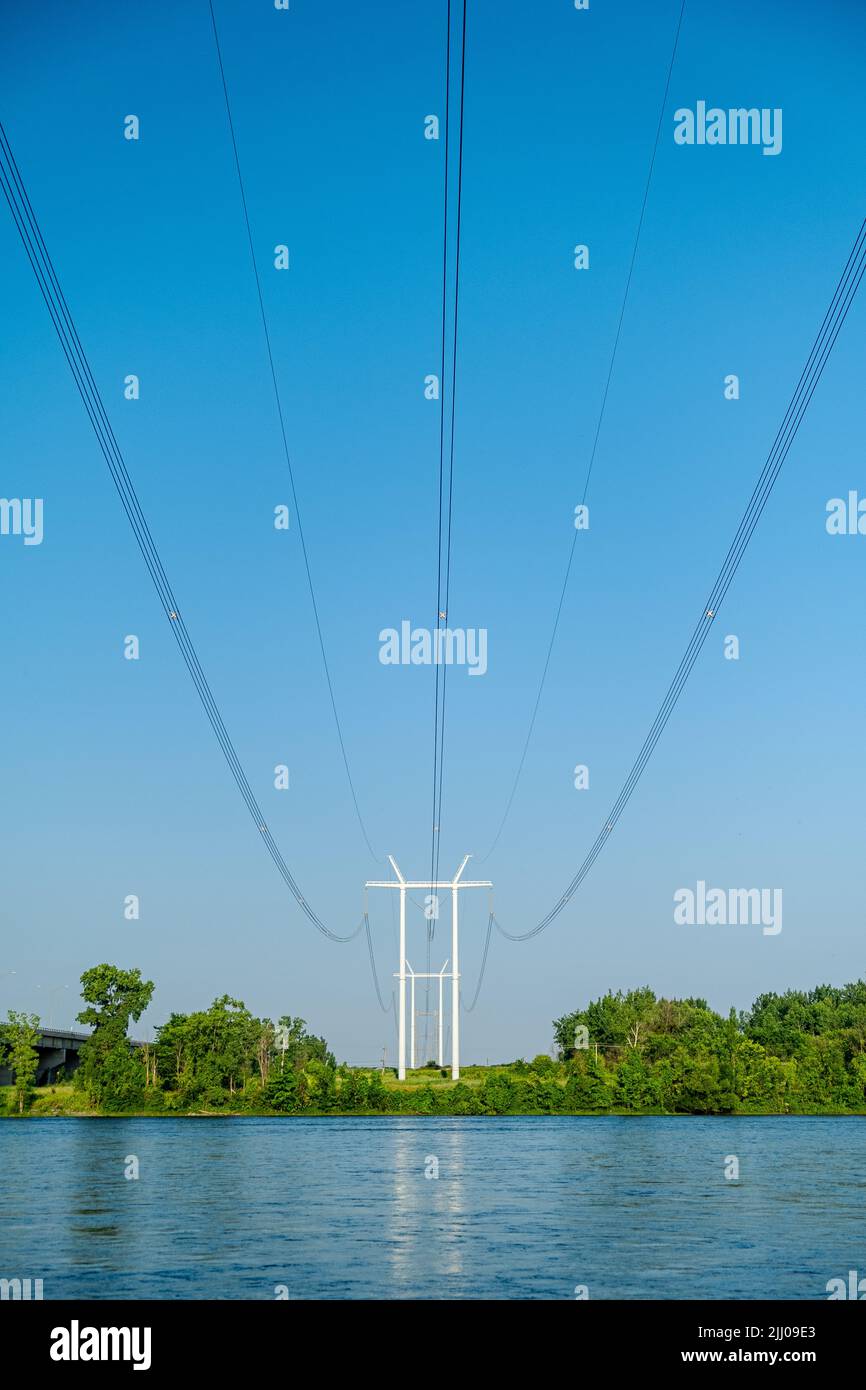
[4,1085,96,1116]
[379,1064,514,1089]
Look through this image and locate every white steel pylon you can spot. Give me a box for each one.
[365,855,492,1081]
[406,958,449,1069]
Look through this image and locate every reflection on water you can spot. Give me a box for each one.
[0,1116,864,1299]
[388,1120,468,1289]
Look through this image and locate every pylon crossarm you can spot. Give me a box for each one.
[366,881,491,889]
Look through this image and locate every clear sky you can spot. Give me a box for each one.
[1,0,864,1064]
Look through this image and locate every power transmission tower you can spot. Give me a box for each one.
[365,855,491,1080]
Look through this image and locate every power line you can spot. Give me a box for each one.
[478,0,687,862]
[494,216,866,942]
[429,0,453,912]
[0,117,362,945]
[433,0,468,891]
[427,0,468,1061]
[207,0,381,864]
[364,908,395,1015]
[461,907,495,1013]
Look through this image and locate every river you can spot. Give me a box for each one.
[1,1115,862,1299]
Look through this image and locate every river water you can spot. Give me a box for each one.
[1,1115,863,1299]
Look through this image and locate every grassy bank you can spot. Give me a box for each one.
[5,1073,866,1119]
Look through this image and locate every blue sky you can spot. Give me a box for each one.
[1,0,864,1063]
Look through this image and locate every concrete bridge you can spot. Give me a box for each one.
[0,1027,90,1086]
[0,1028,143,1087]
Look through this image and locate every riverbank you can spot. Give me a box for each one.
[4,1080,866,1119]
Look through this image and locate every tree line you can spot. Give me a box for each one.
[3,967,866,1114]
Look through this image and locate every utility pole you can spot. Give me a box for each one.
[451,865,460,1079]
[365,855,491,1081]
[409,964,416,1071]
[378,856,407,1081]
[438,960,448,1068]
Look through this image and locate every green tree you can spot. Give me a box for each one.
[265,1066,300,1112]
[449,1082,482,1115]
[275,1015,335,1071]
[75,964,154,1107]
[76,964,154,1045]
[364,1069,391,1112]
[565,1052,613,1111]
[336,1068,368,1111]
[715,1006,740,1112]
[615,1049,659,1111]
[1,1011,41,1114]
[555,987,658,1055]
[153,997,258,1103]
[479,1072,515,1114]
[153,1012,191,1088]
